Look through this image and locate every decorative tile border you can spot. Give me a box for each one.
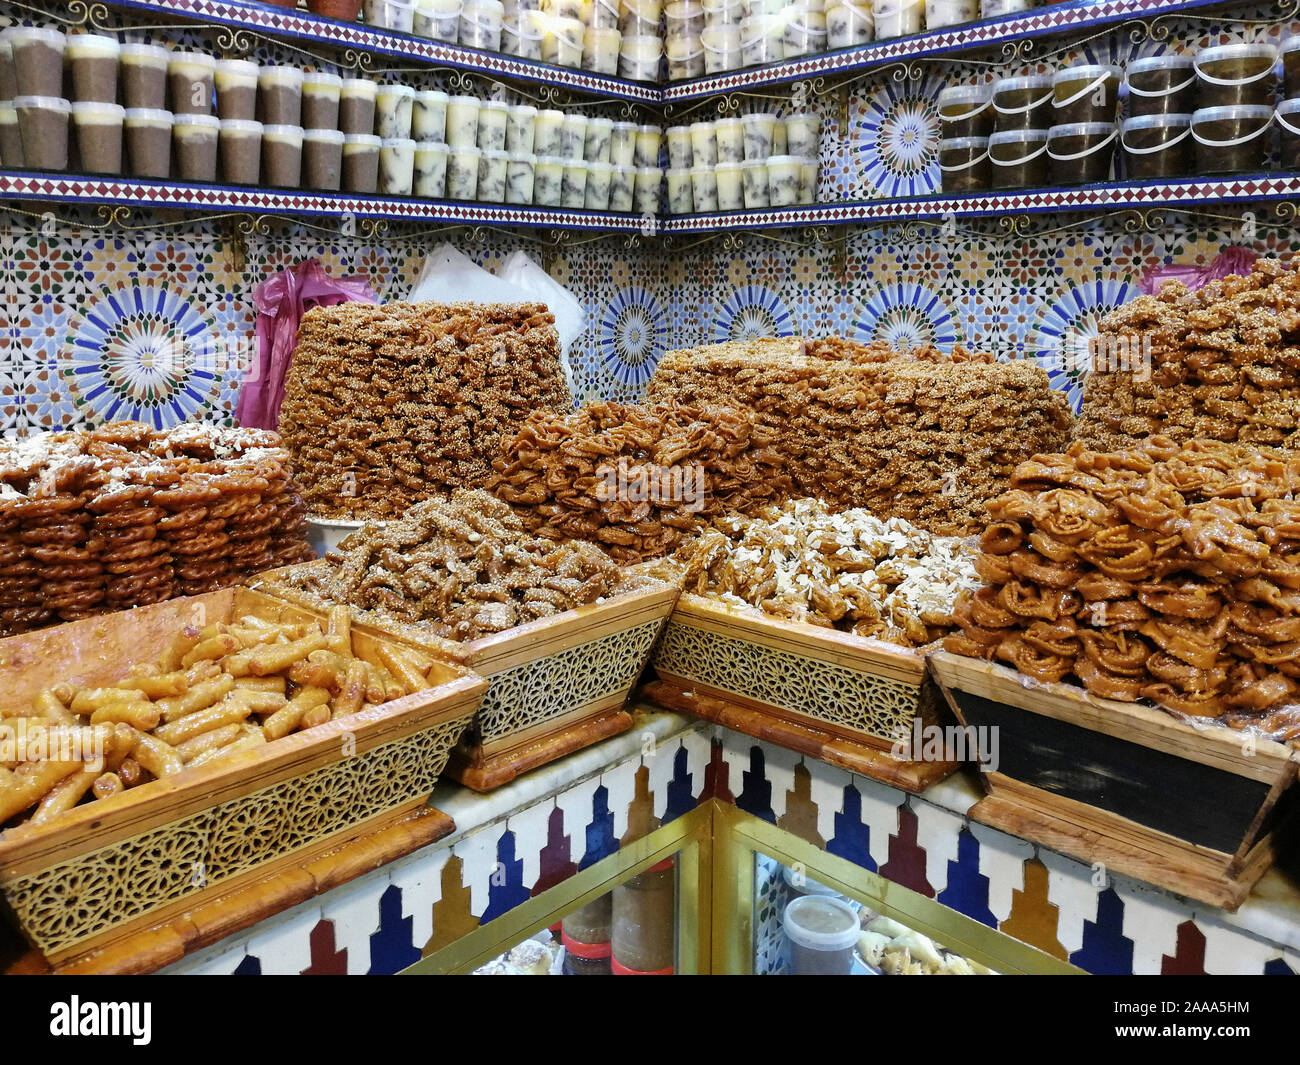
[661,0,1230,100]
[659,174,1300,232]
[105,0,660,101]
[162,718,713,975]
[0,173,651,232]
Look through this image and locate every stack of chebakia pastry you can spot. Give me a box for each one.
[0,605,436,832]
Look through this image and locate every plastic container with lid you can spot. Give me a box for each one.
[375,82,415,140]
[9,26,66,99]
[168,51,216,117]
[783,895,860,976]
[342,132,382,193]
[584,26,622,74]
[70,100,124,175]
[937,82,992,139]
[666,166,693,213]
[379,137,417,196]
[938,135,988,193]
[981,0,1033,14]
[992,73,1052,133]
[585,158,614,208]
[505,151,535,203]
[740,14,784,66]
[689,163,719,210]
[119,43,170,112]
[303,126,345,190]
[609,162,636,211]
[505,102,537,153]
[413,139,449,196]
[445,93,481,147]
[1283,36,1300,100]
[460,0,505,48]
[1279,97,1300,169]
[534,154,565,204]
[1052,63,1121,125]
[302,71,344,131]
[217,116,262,185]
[634,123,662,167]
[477,98,509,151]
[0,101,23,168]
[584,115,614,162]
[716,115,745,161]
[561,112,588,159]
[67,33,121,106]
[123,107,172,178]
[666,124,693,168]
[925,0,974,30]
[667,36,706,81]
[741,111,777,160]
[502,9,546,57]
[476,146,509,201]
[1194,43,1278,110]
[827,2,873,48]
[716,159,744,208]
[620,0,663,35]
[704,0,745,26]
[872,0,921,40]
[170,111,220,181]
[561,158,588,207]
[989,126,1048,188]
[633,164,662,213]
[767,153,801,205]
[262,123,305,188]
[446,142,482,198]
[744,0,786,14]
[339,78,379,136]
[665,0,706,42]
[1120,112,1192,180]
[620,34,662,80]
[582,0,620,28]
[415,0,463,41]
[689,119,718,166]
[543,16,585,66]
[784,5,827,58]
[545,0,584,18]
[412,88,449,142]
[1191,103,1273,174]
[610,119,638,165]
[1046,121,1116,185]
[797,156,816,203]
[365,0,418,31]
[741,158,769,206]
[1124,54,1196,119]
[702,24,742,73]
[534,108,565,154]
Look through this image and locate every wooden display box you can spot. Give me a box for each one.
[928,651,1300,911]
[643,593,959,792]
[0,588,486,964]
[256,564,680,791]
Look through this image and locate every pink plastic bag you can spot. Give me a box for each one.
[1139,246,1260,295]
[235,259,377,430]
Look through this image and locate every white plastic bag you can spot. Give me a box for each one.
[498,251,586,394]
[404,244,581,397]
[405,243,533,304]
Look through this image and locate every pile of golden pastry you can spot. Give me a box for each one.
[0,422,312,637]
[673,498,980,646]
[1076,258,1300,451]
[486,400,792,564]
[0,605,438,831]
[270,490,659,641]
[649,340,1073,536]
[947,436,1300,734]
[278,301,571,520]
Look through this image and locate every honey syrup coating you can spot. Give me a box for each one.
[269,489,663,642]
[646,338,1073,536]
[278,301,572,521]
[0,423,312,637]
[1075,258,1300,452]
[947,435,1300,738]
